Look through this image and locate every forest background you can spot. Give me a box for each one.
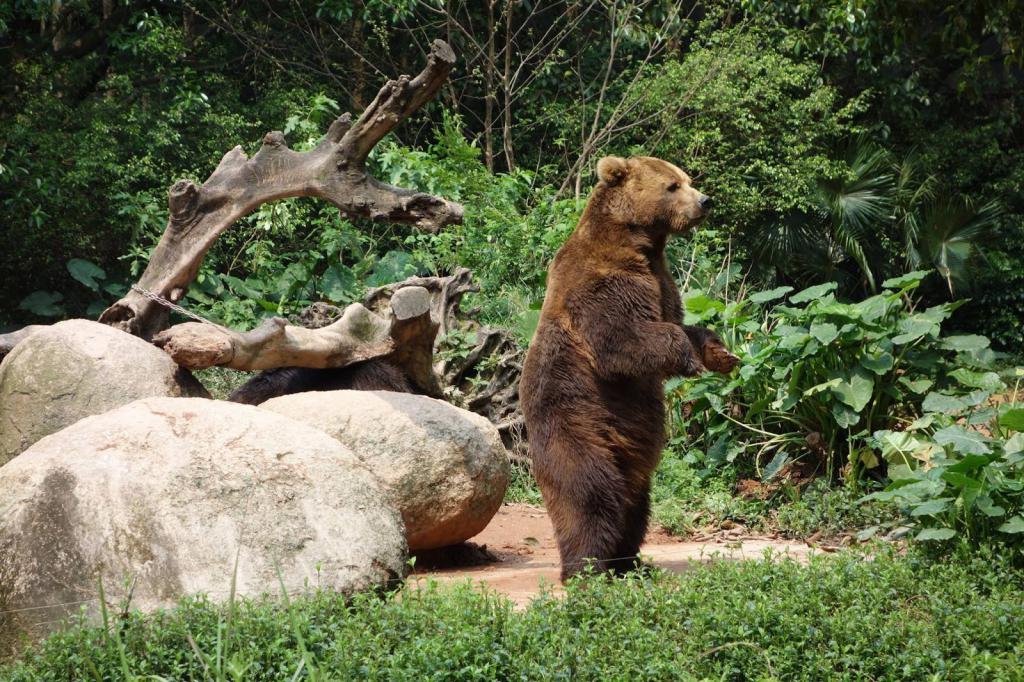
[2,0,1021,352]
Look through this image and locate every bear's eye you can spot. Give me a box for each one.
[667,182,680,193]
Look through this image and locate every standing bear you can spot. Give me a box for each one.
[520,155,738,580]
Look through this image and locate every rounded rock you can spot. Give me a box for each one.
[0,319,208,464]
[0,397,407,655]
[261,390,510,551]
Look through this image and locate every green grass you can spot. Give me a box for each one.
[193,367,252,401]
[504,461,544,505]
[4,549,1024,680]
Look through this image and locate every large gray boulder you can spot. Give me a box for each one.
[261,390,510,551]
[0,319,208,465]
[0,397,407,655]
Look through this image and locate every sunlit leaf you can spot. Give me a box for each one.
[915,528,955,541]
[999,408,1024,433]
[998,516,1024,534]
[933,426,991,455]
[922,392,968,415]
[748,286,793,304]
[910,498,952,516]
[832,367,874,412]
[67,258,106,292]
[882,270,930,290]
[940,335,990,352]
[790,281,838,304]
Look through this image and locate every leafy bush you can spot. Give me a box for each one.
[5,550,1024,680]
[860,369,1024,549]
[670,270,999,482]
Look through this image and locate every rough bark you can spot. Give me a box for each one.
[98,39,462,341]
[362,269,528,462]
[152,286,433,374]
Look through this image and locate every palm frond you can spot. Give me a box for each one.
[916,198,1005,295]
[813,137,895,290]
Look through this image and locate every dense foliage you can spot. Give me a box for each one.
[2,0,1021,345]
[5,550,1024,680]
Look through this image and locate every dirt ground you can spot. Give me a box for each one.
[410,503,813,606]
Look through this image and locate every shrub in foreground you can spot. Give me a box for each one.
[4,549,1024,680]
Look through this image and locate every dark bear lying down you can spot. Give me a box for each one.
[228,359,413,405]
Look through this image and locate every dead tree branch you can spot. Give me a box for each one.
[98,39,462,340]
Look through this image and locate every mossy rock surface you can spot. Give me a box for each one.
[0,319,207,465]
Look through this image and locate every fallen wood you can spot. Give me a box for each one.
[152,286,432,373]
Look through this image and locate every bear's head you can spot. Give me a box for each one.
[595,156,711,234]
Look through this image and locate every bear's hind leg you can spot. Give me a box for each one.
[535,442,628,581]
[606,480,652,576]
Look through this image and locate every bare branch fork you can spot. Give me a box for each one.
[97,39,463,341]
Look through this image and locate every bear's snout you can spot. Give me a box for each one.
[698,194,713,212]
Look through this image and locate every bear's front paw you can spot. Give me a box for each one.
[701,341,740,374]
[681,352,707,377]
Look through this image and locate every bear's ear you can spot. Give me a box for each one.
[596,156,629,186]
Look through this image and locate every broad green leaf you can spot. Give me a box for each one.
[804,378,842,396]
[860,351,894,375]
[831,402,860,428]
[811,302,862,320]
[949,368,1004,391]
[933,426,991,455]
[321,263,356,302]
[367,250,417,287]
[892,316,938,344]
[790,281,838,304]
[915,528,956,541]
[907,414,936,431]
[899,377,933,394]
[910,498,952,516]
[940,334,990,352]
[882,270,931,290]
[809,321,838,345]
[222,274,264,300]
[762,451,789,480]
[778,332,811,350]
[968,407,997,425]
[976,496,1006,517]
[945,453,991,473]
[831,367,874,412]
[941,471,983,491]
[998,516,1024,534]
[876,431,935,466]
[999,408,1024,433]
[855,526,879,542]
[857,449,880,469]
[516,309,542,344]
[748,286,792,304]
[921,302,956,323]
[705,435,731,465]
[1005,433,1024,455]
[922,392,968,415]
[853,294,890,322]
[18,290,65,317]
[67,258,106,291]
[664,377,684,393]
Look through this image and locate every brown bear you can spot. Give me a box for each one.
[519,155,738,581]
